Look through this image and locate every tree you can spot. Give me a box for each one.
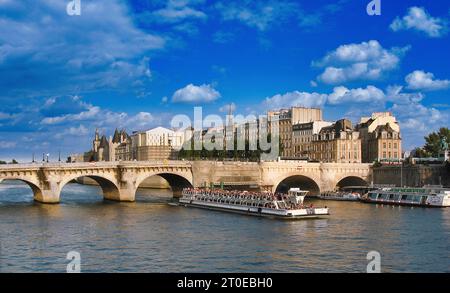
[0,160,6,164]
[423,128,450,157]
[10,159,18,164]
[412,147,431,158]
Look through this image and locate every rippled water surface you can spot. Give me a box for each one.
[0,180,449,272]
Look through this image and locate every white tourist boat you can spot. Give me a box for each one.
[318,191,361,201]
[361,186,450,208]
[176,188,330,220]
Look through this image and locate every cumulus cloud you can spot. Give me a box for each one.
[314,40,409,84]
[327,86,385,105]
[390,7,448,38]
[385,85,424,104]
[405,70,450,91]
[264,91,327,109]
[172,84,221,103]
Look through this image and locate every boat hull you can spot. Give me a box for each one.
[176,199,329,220]
[360,198,448,208]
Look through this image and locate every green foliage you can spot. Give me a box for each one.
[412,147,431,158]
[0,160,6,164]
[423,128,450,157]
[10,159,18,164]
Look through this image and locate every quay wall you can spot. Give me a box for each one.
[373,164,450,187]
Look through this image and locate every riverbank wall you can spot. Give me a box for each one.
[373,164,450,187]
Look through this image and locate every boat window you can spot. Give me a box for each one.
[406,195,414,201]
[401,194,408,200]
[389,194,394,200]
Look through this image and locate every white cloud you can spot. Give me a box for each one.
[405,70,450,91]
[41,106,101,125]
[151,0,207,23]
[390,7,447,38]
[314,40,409,84]
[215,1,298,31]
[55,125,89,139]
[385,85,424,104]
[126,112,155,129]
[328,86,385,105]
[264,91,327,109]
[172,83,221,103]
[0,0,165,97]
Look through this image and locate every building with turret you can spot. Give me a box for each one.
[84,129,132,162]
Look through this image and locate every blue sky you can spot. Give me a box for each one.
[0,0,449,161]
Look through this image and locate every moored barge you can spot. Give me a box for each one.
[361,186,450,207]
[177,188,330,220]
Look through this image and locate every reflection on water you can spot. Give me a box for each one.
[0,181,449,272]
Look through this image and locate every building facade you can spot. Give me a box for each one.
[357,112,402,163]
[292,121,333,159]
[311,119,362,163]
[267,107,323,158]
[83,129,132,162]
[131,127,185,161]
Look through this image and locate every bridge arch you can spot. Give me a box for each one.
[335,176,369,191]
[0,177,44,200]
[273,175,321,196]
[135,172,193,198]
[59,175,121,201]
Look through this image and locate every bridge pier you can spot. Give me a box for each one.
[34,182,61,204]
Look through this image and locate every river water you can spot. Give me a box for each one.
[0,180,448,273]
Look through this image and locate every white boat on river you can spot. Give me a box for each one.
[176,188,330,220]
[361,187,450,207]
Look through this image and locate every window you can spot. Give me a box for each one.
[394,143,398,149]
[383,143,387,149]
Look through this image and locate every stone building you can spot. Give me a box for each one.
[131,127,185,161]
[292,121,333,159]
[112,129,132,161]
[267,107,323,158]
[83,129,132,162]
[311,119,362,163]
[357,112,402,163]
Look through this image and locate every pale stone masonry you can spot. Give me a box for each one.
[357,112,402,163]
[311,119,362,163]
[293,121,333,159]
[268,107,323,158]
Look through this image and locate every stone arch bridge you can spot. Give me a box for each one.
[0,161,372,203]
